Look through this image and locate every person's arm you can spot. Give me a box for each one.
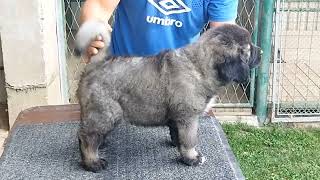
[80,0,119,25]
[80,0,120,62]
[207,0,238,28]
[209,21,235,28]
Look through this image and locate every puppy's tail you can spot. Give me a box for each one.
[74,20,111,58]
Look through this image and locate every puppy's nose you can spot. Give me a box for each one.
[255,46,263,56]
[252,44,262,53]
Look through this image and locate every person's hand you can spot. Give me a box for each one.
[83,35,105,63]
[83,24,112,63]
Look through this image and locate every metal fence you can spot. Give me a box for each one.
[271,0,320,122]
[62,0,259,110]
[63,0,85,103]
[213,0,258,110]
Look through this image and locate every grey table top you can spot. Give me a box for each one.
[0,116,244,180]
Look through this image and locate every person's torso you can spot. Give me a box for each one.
[111,0,210,56]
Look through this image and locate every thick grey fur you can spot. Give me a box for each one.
[75,21,261,173]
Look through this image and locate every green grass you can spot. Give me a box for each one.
[222,123,320,180]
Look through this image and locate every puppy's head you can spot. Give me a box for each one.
[210,24,261,84]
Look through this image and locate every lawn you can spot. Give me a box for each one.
[222,123,320,180]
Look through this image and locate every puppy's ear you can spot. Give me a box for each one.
[217,56,250,83]
[248,45,261,68]
[214,32,233,47]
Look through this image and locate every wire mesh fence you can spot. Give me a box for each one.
[62,0,258,108]
[213,0,257,108]
[271,0,320,121]
[63,0,85,103]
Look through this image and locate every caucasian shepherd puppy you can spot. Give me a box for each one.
[75,21,261,172]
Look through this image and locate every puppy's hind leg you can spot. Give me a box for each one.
[176,118,205,166]
[78,99,123,172]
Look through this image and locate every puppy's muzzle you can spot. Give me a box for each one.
[249,45,262,69]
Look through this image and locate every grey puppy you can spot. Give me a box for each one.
[75,21,261,172]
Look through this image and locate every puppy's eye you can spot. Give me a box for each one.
[240,46,250,64]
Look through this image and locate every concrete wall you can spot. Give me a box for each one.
[0,0,66,127]
[0,38,7,104]
[0,35,9,130]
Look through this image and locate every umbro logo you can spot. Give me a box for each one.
[148,0,191,15]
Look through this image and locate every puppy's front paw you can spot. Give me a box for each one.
[180,153,206,166]
[82,158,107,173]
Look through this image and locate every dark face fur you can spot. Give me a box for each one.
[213,25,261,84]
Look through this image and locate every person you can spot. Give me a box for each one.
[80,0,238,61]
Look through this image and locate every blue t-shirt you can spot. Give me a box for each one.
[111,0,238,56]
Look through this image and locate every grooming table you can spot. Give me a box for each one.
[0,105,245,180]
